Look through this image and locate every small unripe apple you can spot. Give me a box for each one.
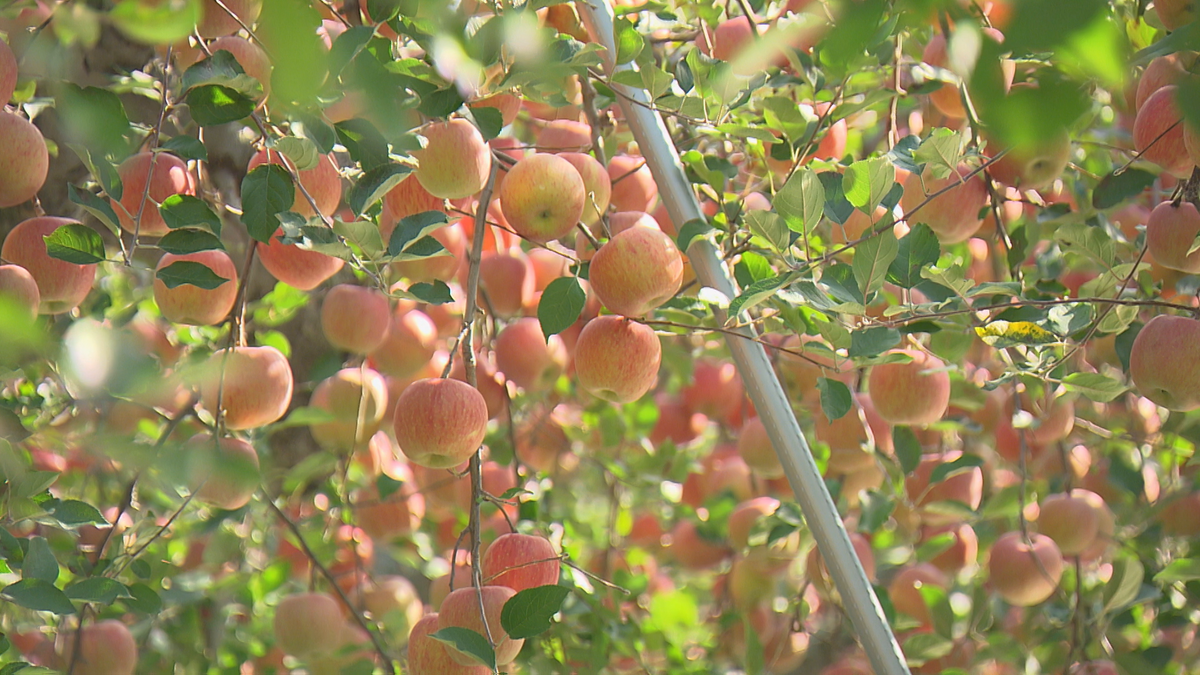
[393,378,488,468]
[0,264,40,320]
[1,217,97,314]
[988,531,1063,606]
[1130,314,1200,410]
[182,433,260,510]
[198,345,294,430]
[499,153,587,243]
[153,250,238,325]
[0,111,49,208]
[414,119,492,199]
[589,225,683,317]
[274,592,347,657]
[1146,200,1200,273]
[58,620,138,675]
[321,284,392,354]
[482,532,560,592]
[573,315,662,403]
[439,585,524,666]
[868,349,951,426]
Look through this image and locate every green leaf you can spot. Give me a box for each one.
[64,577,131,604]
[161,135,208,162]
[407,280,454,305]
[1103,556,1144,613]
[537,277,586,340]
[241,165,295,243]
[470,106,504,141]
[775,168,825,234]
[817,377,853,423]
[273,137,320,172]
[903,629,954,663]
[124,582,163,613]
[500,585,571,639]
[818,171,855,225]
[43,224,105,265]
[1092,168,1156,210]
[47,500,106,527]
[614,18,644,65]
[928,453,983,486]
[744,211,790,252]
[974,321,1058,348]
[57,84,131,156]
[386,211,448,257]
[186,85,256,126]
[327,25,374,80]
[1055,221,1116,268]
[158,228,224,255]
[842,158,894,213]
[1153,558,1200,583]
[727,273,796,319]
[852,229,899,299]
[335,119,391,172]
[430,627,496,669]
[913,128,966,179]
[160,194,222,235]
[1003,0,1106,55]
[893,426,922,474]
[676,218,713,251]
[21,537,57,584]
[847,326,900,358]
[109,0,201,45]
[2,579,76,614]
[294,113,338,154]
[335,219,385,257]
[887,223,940,288]
[155,260,231,290]
[179,46,252,93]
[1063,372,1126,402]
[67,184,121,235]
[348,163,411,216]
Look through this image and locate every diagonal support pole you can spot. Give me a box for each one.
[574,3,912,674]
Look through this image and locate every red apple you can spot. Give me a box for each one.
[257,227,345,290]
[414,119,492,200]
[321,284,392,354]
[588,225,683,317]
[537,119,592,153]
[888,563,948,626]
[407,613,490,675]
[439,585,524,666]
[494,317,568,391]
[393,378,488,468]
[1156,0,1196,30]
[499,153,586,243]
[1036,491,1099,556]
[198,345,294,430]
[0,263,40,320]
[988,531,1063,606]
[669,520,731,570]
[153,250,238,325]
[900,164,987,244]
[2,217,97,314]
[572,315,662,403]
[197,0,262,37]
[309,367,389,452]
[476,249,535,318]
[368,308,439,378]
[1146,200,1200,273]
[737,416,783,478]
[0,36,15,104]
[248,148,342,217]
[274,592,348,658]
[868,349,951,426]
[0,111,49,208]
[182,433,260,510]
[558,152,611,228]
[607,154,658,213]
[1134,85,1194,178]
[58,620,137,675]
[1130,314,1200,410]
[482,532,560,592]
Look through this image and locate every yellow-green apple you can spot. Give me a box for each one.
[208,36,272,103]
[499,153,586,243]
[607,154,658,213]
[1146,200,1200,273]
[988,531,1063,606]
[368,308,439,378]
[321,284,392,354]
[887,563,948,626]
[248,148,341,217]
[985,130,1072,190]
[559,152,611,227]
[439,585,524,666]
[393,378,488,468]
[900,165,987,244]
[476,249,534,318]
[274,592,348,658]
[198,0,262,36]
[309,367,388,451]
[414,119,491,200]
[868,348,950,425]
[494,317,567,391]
[573,315,662,403]
[482,532,560,592]
[737,415,783,478]
[0,111,49,208]
[1130,314,1200,410]
[58,620,137,675]
[537,119,592,153]
[0,264,39,320]
[905,451,984,525]
[1134,85,1193,177]
[1136,52,1200,110]
[1036,491,1099,556]
[0,36,15,103]
[922,522,979,574]
[1156,0,1196,30]
[182,433,260,510]
[669,520,731,570]
[407,613,490,675]
[2,217,97,314]
[380,173,445,237]
[198,345,293,430]
[257,227,345,290]
[153,250,237,325]
[588,225,683,317]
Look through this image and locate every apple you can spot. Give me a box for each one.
[393,378,488,468]
[922,522,979,574]
[247,148,342,217]
[407,613,491,675]
[727,496,781,550]
[474,249,534,318]
[905,452,984,525]
[921,28,1012,119]
[809,531,877,595]
[737,416,783,478]
[499,153,586,243]
[1146,200,1200,273]
[1136,52,1200,110]
[572,315,662,403]
[494,317,568,391]
[182,433,260,510]
[588,225,683,317]
[112,151,197,237]
[0,264,40,319]
[198,345,294,430]
[1130,314,1200,410]
[58,620,138,675]
[815,393,892,475]
[527,247,570,291]
[2,217,97,314]
[309,367,389,451]
[0,111,49,208]
[380,174,445,236]
[1036,492,1099,556]
[537,119,592,153]
[1156,0,1196,30]
[392,223,465,283]
[153,249,238,326]
[274,592,348,658]
[669,520,732,570]
[985,130,1072,190]
[696,16,757,63]
[1134,85,1193,178]
[900,164,987,244]
[558,152,611,227]
[1160,491,1200,536]
[321,284,392,354]
[887,562,948,626]
[257,227,345,290]
[449,349,509,420]
[355,474,425,539]
[414,118,492,200]
[683,358,746,420]
[438,585,524,666]
[482,532,560,592]
[209,36,272,103]
[0,36,15,104]
[469,91,520,127]
[648,393,707,446]
[988,531,1063,606]
[198,0,262,37]
[868,349,951,426]
[576,210,661,260]
[607,154,658,213]
[358,575,425,639]
[368,308,439,378]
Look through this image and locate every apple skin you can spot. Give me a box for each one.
[321,284,392,354]
[900,165,987,244]
[248,149,342,217]
[407,613,491,675]
[475,249,535,318]
[468,91,520,126]
[922,522,979,574]
[887,563,948,626]
[905,451,984,526]
[257,227,345,290]
[1160,491,1200,536]
[197,0,262,37]
[153,250,238,326]
[537,119,592,152]
[198,345,294,430]
[208,36,272,103]
[273,592,348,658]
[354,468,425,539]
[0,264,40,319]
[737,416,783,478]
[815,393,892,475]
[182,433,260,510]
[494,317,568,391]
[58,619,138,675]
[0,111,49,208]
[482,532,560,592]
[1137,52,1200,110]
[1037,492,1099,556]
[607,154,658,213]
[669,520,732,570]
[868,349,951,426]
[414,119,492,200]
[559,152,612,227]
[381,174,445,236]
[2,217,97,314]
[588,225,683,317]
[809,531,877,595]
[1130,314,1200,411]
[1146,200,1200,273]
[439,585,524,666]
[113,151,197,238]
[1134,85,1194,178]
[572,315,662,403]
[309,367,389,452]
[988,531,1064,606]
[1156,0,1197,30]
[499,153,587,243]
[727,496,781,550]
[985,130,1072,190]
[921,28,1012,120]
[368,308,439,379]
[393,378,489,469]
[0,36,15,104]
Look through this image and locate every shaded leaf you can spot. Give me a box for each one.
[21,537,57,584]
[160,194,222,235]
[1063,372,1126,402]
[161,135,208,162]
[893,427,921,474]
[887,223,940,288]
[847,326,900,358]
[537,277,586,340]
[186,85,256,127]
[500,585,571,639]
[155,261,230,290]
[852,229,899,299]
[158,228,224,255]
[1093,168,1156,209]
[817,377,853,422]
[2,579,75,614]
[430,627,496,669]
[64,578,131,604]
[241,165,295,243]
[348,163,411,216]
[67,184,121,235]
[43,224,105,265]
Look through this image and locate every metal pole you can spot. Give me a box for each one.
[575,3,912,674]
